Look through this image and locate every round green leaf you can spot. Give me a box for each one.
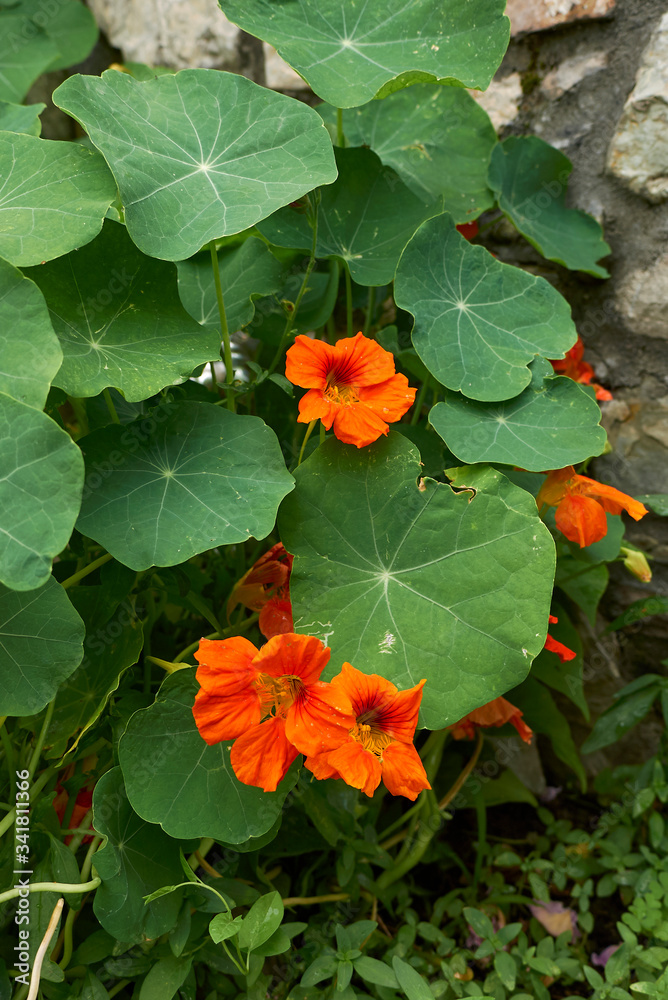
[394,215,578,401]
[318,86,497,221]
[177,236,287,331]
[25,220,223,402]
[429,359,607,471]
[258,147,442,287]
[0,256,62,408]
[488,137,611,278]
[53,68,338,261]
[278,435,555,730]
[119,669,297,842]
[92,767,185,943]
[0,576,84,717]
[0,133,116,267]
[28,0,98,72]
[0,393,84,590]
[0,19,58,103]
[0,101,44,136]
[76,401,294,571]
[219,0,510,108]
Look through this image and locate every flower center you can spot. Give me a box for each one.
[350,721,392,756]
[324,375,359,407]
[256,673,303,719]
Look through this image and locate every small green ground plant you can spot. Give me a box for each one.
[0,1,667,997]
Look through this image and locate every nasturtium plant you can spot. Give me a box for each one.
[0,3,659,998]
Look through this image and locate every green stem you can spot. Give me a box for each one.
[336,107,345,147]
[0,878,100,906]
[363,285,376,337]
[61,552,113,590]
[28,698,55,781]
[267,197,320,376]
[209,239,235,413]
[297,420,317,467]
[108,980,131,998]
[103,387,120,424]
[187,591,224,635]
[344,264,353,338]
[59,836,102,971]
[410,380,429,426]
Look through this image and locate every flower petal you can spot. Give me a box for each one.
[331,401,390,448]
[297,388,338,429]
[327,332,397,388]
[381,741,431,800]
[331,663,398,719]
[285,680,355,757]
[536,467,576,508]
[285,335,336,389]
[259,597,294,639]
[193,687,261,743]
[304,751,340,781]
[326,739,381,797]
[544,633,576,662]
[230,717,298,792]
[253,632,330,686]
[194,636,259,696]
[358,373,416,423]
[555,494,608,547]
[579,478,648,521]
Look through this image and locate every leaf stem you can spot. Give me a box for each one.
[363,285,376,337]
[28,698,56,781]
[344,263,354,338]
[438,729,484,810]
[267,195,320,376]
[61,552,113,589]
[209,239,235,413]
[103,388,120,424]
[27,897,64,1000]
[336,107,345,147]
[410,379,429,426]
[297,419,317,467]
[282,892,350,906]
[0,878,100,906]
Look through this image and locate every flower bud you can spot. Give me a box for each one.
[621,546,652,582]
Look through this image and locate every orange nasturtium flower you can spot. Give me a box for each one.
[305,664,430,800]
[450,696,533,744]
[226,542,294,639]
[544,615,576,663]
[537,466,648,548]
[549,337,612,402]
[193,634,354,792]
[285,332,416,448]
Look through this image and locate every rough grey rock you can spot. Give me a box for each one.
[541,50,608,98]
[616,251,668,339]
[607,11,668,202]
[506,0,616,36]
[86,0,240,69]
[470,72,523,130]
